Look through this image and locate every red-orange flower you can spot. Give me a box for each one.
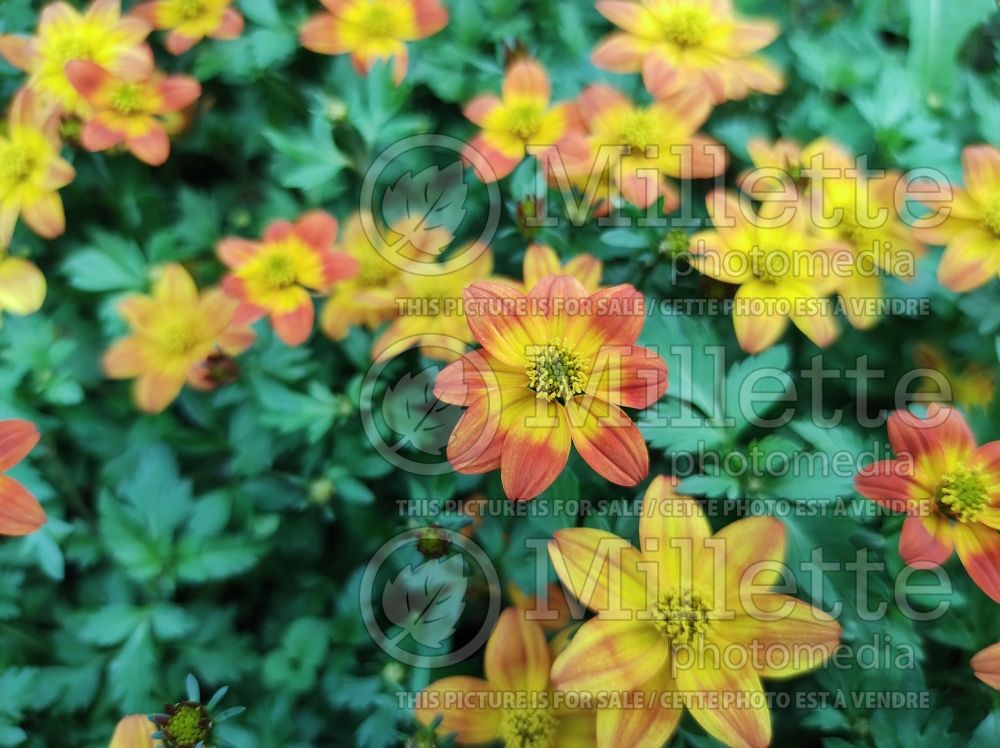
[434,275,666,500]
[523,244,602,294]
[218,212,360,347]
[66,50,201,166]
[131,0,244,55]
[855,404,1000,602]
[972,642,1000,691]
[0,420,46,537]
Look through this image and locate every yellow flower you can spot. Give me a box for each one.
[0,255,46,326]
[131,0,244,55]
[522,244,602,294]
[0,89,75,248]
[547,476,840,748]
[108,714,160,748]
[103,264,255,413]
[0,0,150,116]
[913,343,994,410]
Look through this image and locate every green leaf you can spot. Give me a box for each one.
[108,623,156,713]
[61,232,147,292]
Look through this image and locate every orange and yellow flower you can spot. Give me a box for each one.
[299,0,448,84]
[66,50,201,166]
[218,212,360,347]
[972,642,1000,691]
[103,263,255,413]
[415,607,596,746]
[131,0,244,55]
[916,145,1000,293]
[547,476,841,748]
[592,0,784,103]
[855,404,1000,602]
[0,255,47,324]
[108,714,160,748]
[523,244,602,294]
[0,420,46,537]
[433,275,666,500]
[463,59,570,182]
[0,0,150,116]
[739,137,845,202]
[0,89,75,248]
[688,191,845,353]
[913,343,994,411]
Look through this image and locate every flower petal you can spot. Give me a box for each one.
[853,460,922,512]
[937,228,998,293]
[595,668,682,748]
[414,676,501,743]
[639,475,711,592]
[548,527,649,614]
[591,32,644,73]
[0,476,46,536]
[212,8,245,40]
[551,617,666,693]
[0,257,45,315]
[81,119,125,152]
[696,516,787,601]
[462,281,542,367]
[159,75,201,111]
[887,405,976,477]
[294,210,338,251]
[564,397,648,487]
[523,244,561,291]
[271,296,315,346]
[587,344,667,409]
[962,144,1000,205]
[503,58,550,105]
[484,607,551,693]
[127,127,170,166]
[732,281,789,354]
[954,522,1000,603]
[299,14,349,55]
[0,420,40,472]
[135,372,185,414]
[102,337,147,379]
[676,661,771,748]
[899,514,954,569]
[500,398,571,500]
[971,642,1000,691]
[21,194,65,239]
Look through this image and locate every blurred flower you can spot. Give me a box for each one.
[916,145,1000,293]
[739,137,844,201]
[131,0,244,55]
[547,476,841,748]
[320,212,449,341]
[0,0,150,116]
[855,404,1000,602]
[913,343,994,410]
[508,581,575,634]
[0,420,46,537]
[108,714,159,748]
[0,255,47,324]
[218,211,360,347]
[415,607,596,746]
[371,246,495,362]
[433,275,666,500]
[688,190,845,353]
[972,642,1000,691]
[66,50,201,166]
[522,244,602,294]
[463,58,570,182]
[0,89,75,247]
[299,0,449,84]
[103,263,255,413]
[591,0,784,103]
[151,674,245,748]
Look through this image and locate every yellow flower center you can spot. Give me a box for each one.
[982,196,1000,237]
[50,34,95,64]
[109,83,146,116]
[178,0,207,20]
[935,466,989,523]
[526,342,587,402]
[262,253,299,289]
[652,591,710,645]
[357,255,397,288]
[0,145,36,186]
[506,103,544,141]
[657,6,711,47]
[160,322,201,357]
[499,708,558,748]
[616,110,658,152]
[360,1,398,38]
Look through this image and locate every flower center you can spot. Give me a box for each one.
[499,708,558,748]
[526,342,587,402]
[161,323,200,356]
[982,196,1000,237]
[506,103,544,141]
[652,591,710,645]
[109,83,146,116]
[616,110,658,152]
[178,0,207,19]
[357,256,397,287]
[935,466,989,523]
[657,6,710,47]
[162,702,211,748]
[262,253,299,289]
[360,2,398,38]
[51,34,94,64]
[0,145,36,185]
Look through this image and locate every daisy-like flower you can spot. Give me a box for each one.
[299,0,449,84]
[739,137,845,201]
[592,0,784,103]
[912,343,994,411]
[65,50,201,166]
[0,255,47,325]
[103,263,256,414]
[916,145,1000,293]
[463,58,570,182]
[433,275,666,500]
[523,244,602,294]
[218,211,360,347]
[0,0,149,117]
[131,0,244,55]
[371,246,495,362]
[547,476,841,748]
[855,404,1000,602]
[688,191,845,353]
[108,714,159,748]
[0,89,75,248]
[972,642,1000,690]
[0,420,46,537]
[554,84,725,210]
[415,607,596,747]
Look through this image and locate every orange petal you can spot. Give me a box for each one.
[81,119,125,151]
[595,666,682,748]
[127,126,170,166]
[462,281,541,367]
[0,257,45,315]
[937,228,997,293]
[962,144,1000,205]
[321,251,359,286]
[548,527,649,614]
[463,133,521,182]
[159,75,201,111]
[271,298,315,347]
[64,59,111,99]
[595,1,655,34]
[446,391,512,474]
[299,14,349,55]
[411,0,449,37]
[853,460,921,512]
[484,607,551,693]
[212,8,245,40]
[523,244,561,291]
[587,344,667,410]
[886,405,975,475]
[563,254,602,292]
[102,337,147,379]
[0,35,33,71]
[294,210,338,251]
[463,94,502,127]
[135,372,185,414]
[503,58,550,105]
[216,237,260,268]
[550,617,666,692]
[899,514,953,569]
[954,522,1000,603]
[500,398,571,500]
[434,350,522,406]
[165,30,198,55]
[697,516,787,603]
[564,397,648,487]
[21,193,65,239]
[0,420,40,471]
[566,284,645,357]
[108,714,158,748]
[591,32,644,73]
[413,676,501,743]
[971,641,1000,691]
[639,475,711,592]
[732,281,789,353]
[676,661,771,748]
[642,53,685,100]
[0,476,46,536]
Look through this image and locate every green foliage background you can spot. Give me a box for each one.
[0,0,998,746]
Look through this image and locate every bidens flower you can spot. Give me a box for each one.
[972,642,1000,691]
[0,0,149,116]
[463,58,570,182]
[523,244,602,294]
[433,276,666,500]
[131,0,244,55]
[415,607,596,747]
[108,714,160,748]
[66,50,201,166]
[0,420,46,537]
[0,255,46,326]
[592,0,784,103]
[218,211,360,347]
[103,263,255,413]
[855,404,1000,602]
[299,0,448,83]
[0,90,75,248]
[917,145,1000,293]
[547,476,841,748]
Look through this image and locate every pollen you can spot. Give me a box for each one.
[360,1,398,37]
[178,0,208,20]
[109,83,146,116]
[616,110,658,152]
[526,341,587,402]
[499,707,558,748]
[657,6,711,47]
[0,145,36,186]
[982,196,1000,237]
[160,323,201,356]
[160,702,211,748]
[505,103,544,141]
[49,35,94,64]
[652,590,711,645]
[936,466,989,523]
[262,252,299,289]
